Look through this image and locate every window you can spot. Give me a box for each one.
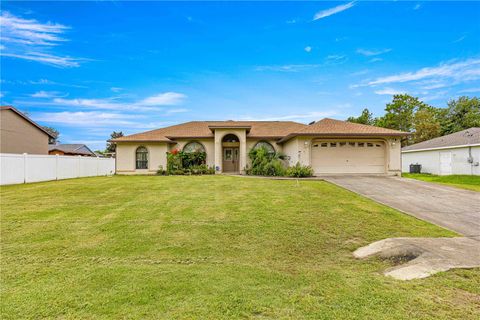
[367,143,374,147]
[135,146,148,169]
[253,141,275,153]
[339,142,346,147]
[183,141,205,153]
[349,142,355,147]
[321,143,328,147]
[330,142,337,147]
[222,134,239,143]
[358,142,365,147]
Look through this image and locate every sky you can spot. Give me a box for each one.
[1,1,479,151]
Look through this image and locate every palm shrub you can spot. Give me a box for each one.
[247,146,286,176]
[286,162,314,177]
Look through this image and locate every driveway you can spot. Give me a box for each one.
[324,176,480,237]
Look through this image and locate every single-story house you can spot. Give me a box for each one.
[48,144,97,157]
[111,118,406,176]
[0,105,55,155]
[402,128,480,175]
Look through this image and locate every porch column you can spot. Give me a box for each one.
[214,132,222,173]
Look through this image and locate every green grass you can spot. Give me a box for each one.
[1,176,479,319]
[403,173,480,192]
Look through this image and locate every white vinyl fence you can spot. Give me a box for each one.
[0,153,115,185]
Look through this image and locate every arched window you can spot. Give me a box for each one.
[135,146,148,169]
[253,141,275,153]
[222,134,239,143]
[183,141,206,153]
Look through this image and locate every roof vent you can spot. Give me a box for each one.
[308,121,316,125]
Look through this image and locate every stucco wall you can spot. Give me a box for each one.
[0,109,50,155]
[116,142,168,174]
[213,128,247,173]
[169,139,215,167]
[402,146,480,175]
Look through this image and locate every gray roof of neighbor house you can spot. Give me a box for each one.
[48,144,96,156]
[0,105,55,138]
[402,128,480,152]
[111,118,408,143]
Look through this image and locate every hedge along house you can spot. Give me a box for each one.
[111,118,407,175]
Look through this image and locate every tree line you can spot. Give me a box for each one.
[347,95,480,146]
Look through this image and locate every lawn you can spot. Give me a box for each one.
[1,176,479,319]
[403,173,480,192]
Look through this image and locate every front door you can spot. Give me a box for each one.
[223,147,239,172]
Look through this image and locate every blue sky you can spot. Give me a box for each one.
[1,1,479,151]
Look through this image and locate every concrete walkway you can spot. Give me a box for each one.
[324,176,480,237]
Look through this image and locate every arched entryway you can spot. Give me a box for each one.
[222,134,240,173]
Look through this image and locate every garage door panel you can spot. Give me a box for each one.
[312,141,386,174]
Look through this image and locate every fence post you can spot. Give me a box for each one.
[23,153,28,184]
[77,155,81,178]
[55,154,59,180]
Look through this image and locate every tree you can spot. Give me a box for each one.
[106,131,124,153]
[347,108,375,125]
[42,126,59,144]
[440,96,480,135]
[412,107,441,144]
[375,94,431,146]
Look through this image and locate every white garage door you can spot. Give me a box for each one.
[311,141,386,174]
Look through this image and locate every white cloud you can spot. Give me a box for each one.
[110,87,123,93]
[413,4,421,10]
[139,92,186,106]
[255,64,321,72]
[365,58,480,86]
[0,92,4,98]
[453,35,467,43]
[313,1,356,21]
[459,87,480,93]
[356,48,391,56]
[32,111,172,129]
[22,91,187,111]
[304,46,312,53]
[286,19,297,24]
[0,11,83,67]
[374,88,404,95]
[30,91,66,98]
[369,57,383,63]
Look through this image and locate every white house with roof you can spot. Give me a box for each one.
[402,128,480,175]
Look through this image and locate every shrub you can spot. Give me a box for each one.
[247,146,287,176]
[164,150,214,175]
[286,163,314,178]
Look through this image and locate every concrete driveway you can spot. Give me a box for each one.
[324,176,480,237]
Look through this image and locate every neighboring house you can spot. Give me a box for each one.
[402,128,480,176]
[111,118,406,176]
[48,144,97,157]
[0,105,55,155]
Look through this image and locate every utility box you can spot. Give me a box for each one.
[409,163,422,174]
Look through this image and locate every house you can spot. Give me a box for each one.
[402,128,480,175]
[0,105,55,155]
[48,144,97,157]
[111,118,406,176]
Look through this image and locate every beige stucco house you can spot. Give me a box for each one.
[111,118,407,176]
[0,106,54,155]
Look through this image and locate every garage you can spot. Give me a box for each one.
[311,140,386,174]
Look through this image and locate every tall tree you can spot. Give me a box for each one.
[440,96,480,135]
[42,126,60,144]
[106,131,124,153]
[346,108,375,125]
[412,108,441,143]
[375,94,431,145]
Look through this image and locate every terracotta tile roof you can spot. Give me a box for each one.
[112,118,408,143]
[278,118,408,142]
[402,127,480,152]
[111,121,308,142]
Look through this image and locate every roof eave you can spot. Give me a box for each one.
[278,132,408,143]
